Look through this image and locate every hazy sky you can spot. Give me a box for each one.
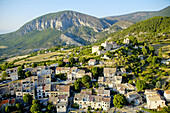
[0,0,169,34]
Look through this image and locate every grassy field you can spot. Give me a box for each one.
[0,46,8,49]
[152,43,170,58]
[5,55,29,62]
[152,43,170,53]
[14,51,67,65]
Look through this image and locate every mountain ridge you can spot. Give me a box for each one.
[0,6,170,57]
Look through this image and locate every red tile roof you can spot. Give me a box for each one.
[1,100,9,104]
[10,99,15,104]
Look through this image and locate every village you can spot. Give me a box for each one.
[0,37,170,113]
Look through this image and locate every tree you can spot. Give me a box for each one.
[128,36,138,45]
[92,82,98,88]
[156,81,161,88]
[23,94,33,104]
[142,47,148,56]
[113,94,127,108]
[18,67,25,79]
[58,61,65,67]
[47,102,55,112]
[79,57,86,63]
[147,55,152,63]
[149,45,155,55]
[140,60,145,66]
[136,79,146,91]
[25,71,32,77]
[32,63,37,68]
[91,67,103,79]
[82,75,91,88]
[16,103,23,112]
[16,103,23,109]
[2,71,8,81]
[161,106,170,113]
[55,73,66,80]
[69,57,75,66]
[2,71,8,78]
[99,46,104,51]
[159,47,162,59]
[151,56,157,65]
[74,80,81,91]
[5,106,11,112]
[91,67,98,79]
[128,80,133,84]
[30,100,41,113]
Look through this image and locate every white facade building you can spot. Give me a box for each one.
[164,90,170,101]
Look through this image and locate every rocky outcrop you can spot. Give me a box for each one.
[17,11,111,35]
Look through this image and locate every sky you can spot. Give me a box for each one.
[0,0,169,34]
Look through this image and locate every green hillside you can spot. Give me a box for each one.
[106,16,170,43]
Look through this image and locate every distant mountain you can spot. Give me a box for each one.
[103,6,170,22]
[0,11,113,56]
[0,6,169,57]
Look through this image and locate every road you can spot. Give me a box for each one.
[108,104,150,113]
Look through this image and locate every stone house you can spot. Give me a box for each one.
[92,46,100,54]
[74,93,111,111]
[164,90,170,102]
[63,59,69,64]
[36,66,52,76]
[124,38,130,44]
[6,68,18,81]
[92,41,119,56]
[88,59,97,66]
[103,68,117,77]
[0,99,16,109]
[125,91,142,105]
[96,87,110,97]
[67,67,92,81]
[37,84,51,99]
[55,67,71,74]
[50,85,70,97]
[49,95,68,113]
[120,67,126,75]
[98,76,122,88]
[145,90,166,109]
[115,83,136,94]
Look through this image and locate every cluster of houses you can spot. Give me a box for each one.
[1,65,170,112]
[74,88,111,111]
[92,41,119,55]
[0,38,170,112]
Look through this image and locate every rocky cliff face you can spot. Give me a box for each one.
[17,11,111,35]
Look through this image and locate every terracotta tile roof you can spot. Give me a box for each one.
[52,85,70,92]
[80,89,92,95]
[1,100,9,104]
[9,99,15,104]
[49,97,58,104]
[89,59,96,62]
[92,46,99,48]
[56,67,62,70]
[102,97,111,102]
[56,67,70,71]
[63,59,69,62]
[148,94,163,101]
[58,95,68,100]
[165,90,170,94]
